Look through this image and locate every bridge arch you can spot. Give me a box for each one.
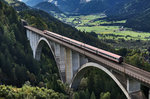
[35,37,55,61]
[70,62,130,99]
[35,37,63,81]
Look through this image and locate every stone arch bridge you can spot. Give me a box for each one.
[25,26,150,99]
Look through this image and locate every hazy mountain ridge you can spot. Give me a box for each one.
[21,0,150,16]
[34,2,62,13]
[106,0,150,19]
[25,0,43,6]
[104,0,150,32]
[125,8,150,32]
[22,0,128,14]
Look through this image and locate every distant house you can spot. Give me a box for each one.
[119,26,125,31]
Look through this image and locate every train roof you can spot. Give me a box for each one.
[84,44,121,58]
[97,48,121,58]
[44,29,122,59]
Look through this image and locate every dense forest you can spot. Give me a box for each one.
[0,1,68,98]
[0,85,67,99]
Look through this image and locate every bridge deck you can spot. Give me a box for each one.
[24,26,150,87]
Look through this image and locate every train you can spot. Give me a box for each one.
[44,30,123,64]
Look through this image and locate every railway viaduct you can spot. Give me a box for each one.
[25,26,150,99]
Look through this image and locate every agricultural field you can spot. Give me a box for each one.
[77,26,150,40]
[57,13,150,41]
[54,13,150,49]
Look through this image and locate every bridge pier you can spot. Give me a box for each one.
[127,78,141,93]
[35,43,42,61]
[26,30,30,40]
[50,41,55,51]
[72,51,80,75]
[27,30,35,55]
[148,89,150,99]
[60,46,66,82]
[54,43,61,70]
[54,43,60,59]
[80,55,88,66]
[65,48,73,84]
[27,29,41,59]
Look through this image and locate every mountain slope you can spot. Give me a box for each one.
[0,0,37,86]
[24,0,77,13]
[105,0,150,32]
[22,0,131,14]
[125,8,150,32]
[4,0,29,11]
[106,0,150,20]
[25,0,44,6]
[0,1,67,94]
[34,2,62,14]
[74,0,130,14]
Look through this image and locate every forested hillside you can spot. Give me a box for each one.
[0,1,67,98]
[121,0,150,32]
[106,0,150,19]
[0,0,31,86]
[4,0,29,11]
[74,0,130,15]
[104,0,150,32]
[125,8,150,32]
